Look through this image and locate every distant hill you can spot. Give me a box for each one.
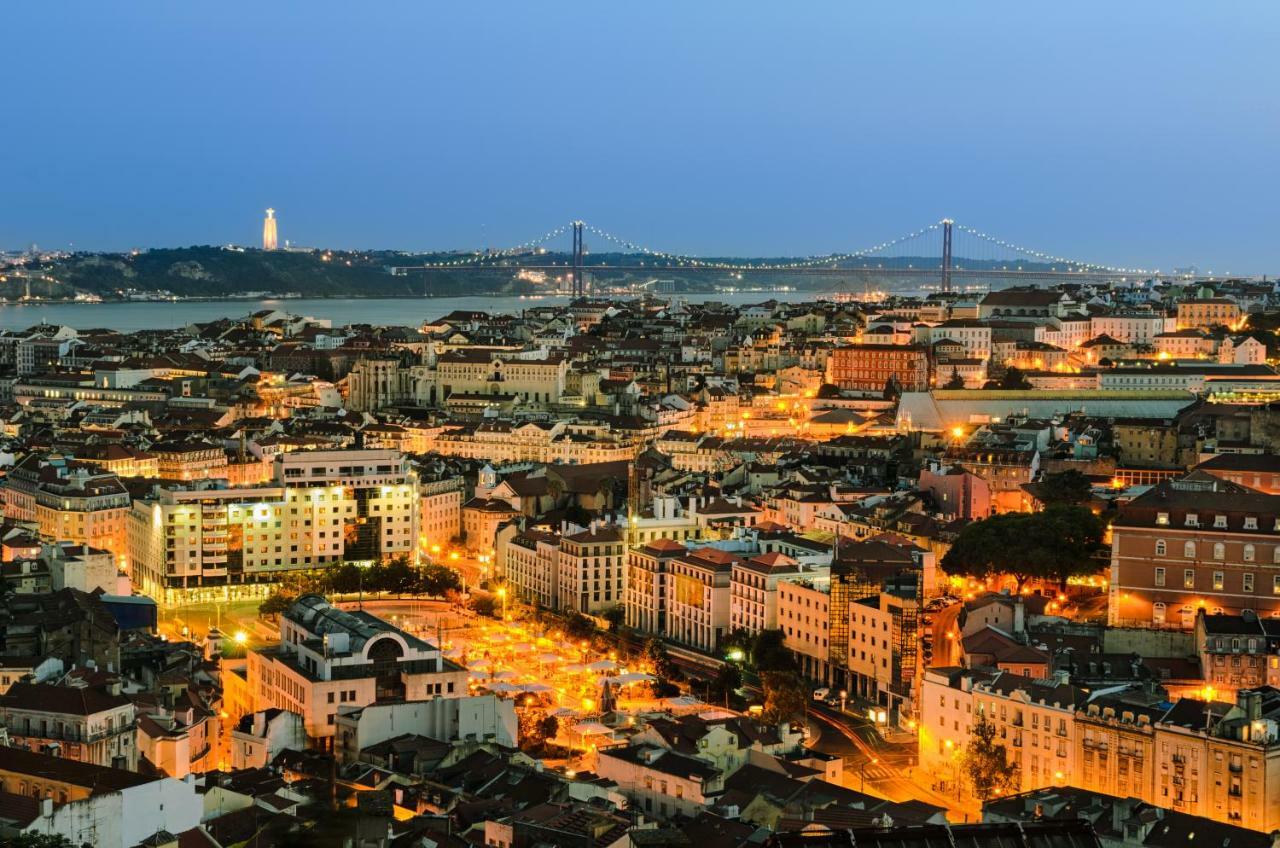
[16,246,536,299]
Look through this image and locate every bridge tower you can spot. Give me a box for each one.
[571,220,585,298]
[941,218,953,293]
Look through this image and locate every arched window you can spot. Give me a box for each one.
[1153,602,1166,624]
[1244,544,1256,563]
[1214,543,1226,560]
[1155,539,1166,556]
[1184,541,1197,559]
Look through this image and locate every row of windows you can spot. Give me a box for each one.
[1154,539,1276,563]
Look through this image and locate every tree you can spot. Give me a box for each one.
[721,627,754,660]
[259,591,295,618]
[761,670,807,724]
[326,562,364,595]
[751,629,795,672]
[564,612,597,641]
[999,367,1032,390]
[707,662,743,706]
[379,557,419,595]
[644,637,677,683]
[418,562,462,596]
[601,605,625,632]
[2,835,77,848]
[942,505,1106,592]
[944,369,965,389]
[1034,470,1093,506]
[960,716,1020,801]
[470,594,498,618]
[539,714,560,742]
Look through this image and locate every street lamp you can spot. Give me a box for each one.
[839,689,848,713]
[497,586,507,620]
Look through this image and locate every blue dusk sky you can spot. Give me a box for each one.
[2,2,1277,273]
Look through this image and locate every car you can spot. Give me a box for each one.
[824,696,841,708]
[812,687,830,702]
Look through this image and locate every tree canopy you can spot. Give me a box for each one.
[1034,470,1093,506]
[998,367,1033,390]
[941,504,1106,591]
[960,716,1020,801]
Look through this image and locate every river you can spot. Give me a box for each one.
[0,291,868,332]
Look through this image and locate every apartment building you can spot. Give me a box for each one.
[728,552,800,635]
[1108,476,1280,628]
[557,525,625,615]
[664,547,738,653]
[829,344,930,393]
[0,681,137,770]
[1177,298,1243,331]
[624,538,686,636]
[246,594,467,746]
[497,526,561,610]
[920,668,1084,796]
[777,570,834,686]
[128,448,420,604]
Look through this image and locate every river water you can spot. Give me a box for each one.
[0,291,864,332]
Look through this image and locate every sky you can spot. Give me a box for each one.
[3,2,1278,273]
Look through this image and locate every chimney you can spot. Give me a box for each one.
[1013,599,1026,637]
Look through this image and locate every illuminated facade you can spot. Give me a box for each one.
[128,449,419,604]
[263,207,278,251]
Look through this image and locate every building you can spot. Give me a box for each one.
[1108,476,1280,628]
[230,708,307,769]
[557,525,625,615]
[1177,298,1242,331]
[664,546,740,653]
[729,552,800,635]
[245,594,468,746]
[0,746,201,848]
[624,538,686,636]
[830,344,930,393]
[128,448,420,604]
[0,681,136,770]
[778,570,835,686]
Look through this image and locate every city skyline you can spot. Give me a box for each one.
[2,3,1278,272]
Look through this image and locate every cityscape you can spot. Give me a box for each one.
[1,4,1279,848]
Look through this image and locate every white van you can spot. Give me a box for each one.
[812,687,830,702]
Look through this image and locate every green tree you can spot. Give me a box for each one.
[2,835,77,848]
[751,629,795,672]
[418,562,462,596]
[707,662,743,706]
[1034,470,1093,506]
[601,605,625,632]
[943,369,965,389]
[721,627,754,660]
[999,367,1032,390]
[564,612,597,641]
[644,637,677,683]
[960,716,1020,801]
[470,594,498,618]
[259,591,294,618]
[326,562,364,595]
[761,670,807,724]
[539,714,560,742]
[942,505,1106,592]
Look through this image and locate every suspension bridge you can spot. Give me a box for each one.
[389,218,1166,297]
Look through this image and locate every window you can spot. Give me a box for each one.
[1153,602,1166,624]
[1244,544,1256,563]
[1154,567,1166,587]
[1184,542,1197,559]
[1244,573,1255,593]
[1214,515,1228,529]
[1214,543,1226,561]
[1157,512,1170,526]
[1273,574,1280,595]
[1185,513,1199,527]
[1244,517,1258,530]
[1155,539,1167,556]
[1185,569,1196,589]
[1214,571,1225,591]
